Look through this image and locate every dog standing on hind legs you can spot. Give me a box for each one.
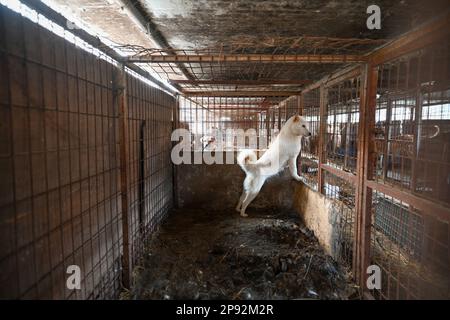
[236,115,311,217]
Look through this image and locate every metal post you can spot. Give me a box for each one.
[298,94,303,115]
[114,64,131,289]
[172,95,180,208]
[354,64,378,292]
[317,84,327,193]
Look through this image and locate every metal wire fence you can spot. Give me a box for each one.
[299,88,320,190]
[369,33,450,300]
[297,28,450,299]
[0,0,449,301]
[0,6,175,299]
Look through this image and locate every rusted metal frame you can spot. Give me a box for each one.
[116,0,195,82]
[321,164,357,185]
[344,99,352,170]
[298,95,303,115]
[128,54,367,64]
[295,95,303,176]
[301,81,322,95]
[138,124,146,235]
[114,64,131,289]
[354,18,450,299]
[192,100,271,106]
[172,79,313,85]
[322,66,361,172]
[354,64,378,293]
[367,10,450,66]
[326,67,362,90]
[382,65,392,181]
[411,88,423,193]
[366,180,450,223]
[172,95,179,209]
[183,96,211,112]
[266,109,271,146]
[183,91,300,97]
[20,0,179,94]
[317,84,327,193]
[332,89,339,166]
[301,65,361,95]
[256,101,260,151]
[203,107,270,111]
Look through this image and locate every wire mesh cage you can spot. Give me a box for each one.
[125,74,175,270]
[370,190,449,299]
[0,9,124,299]
[0,7,176,299]
[374,37,450,206]
[325,77,361,174]
[177,95,294,152]
[1,0,449,302]
[370,35,450,300]
[322,171,356,268]
[299,88,320,190]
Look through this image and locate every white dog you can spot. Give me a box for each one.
[236,115,311,217]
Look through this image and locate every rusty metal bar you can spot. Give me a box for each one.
[114,64,131,289]
[321,164,358,185]
[172,95,180,208]
[183,99,271,105]
[354,64,378,291]
[20,0,179,94]
[183,91,300,97]
[366,180,450,223]
[172,79,313,85]
[128,54,367,64]
[325,67,362,89]
[203,107,271,111]
[367,10,450,65]
[317,84,327,193]
[298,95,303,115]
[301,66,361,94]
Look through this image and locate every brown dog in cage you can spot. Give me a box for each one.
[236,115,312,217]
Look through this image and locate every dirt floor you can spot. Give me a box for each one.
[131,208,358,300]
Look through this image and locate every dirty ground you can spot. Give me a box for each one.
[131,209,358,300]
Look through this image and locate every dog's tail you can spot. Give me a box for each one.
[237,150,258,174]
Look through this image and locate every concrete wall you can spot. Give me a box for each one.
[175,152,351,262]
[175,152,295,211]
[292,183,353,261]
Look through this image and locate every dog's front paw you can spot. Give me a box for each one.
[240,212,248,218]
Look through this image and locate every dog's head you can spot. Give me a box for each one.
[289,115,312,137]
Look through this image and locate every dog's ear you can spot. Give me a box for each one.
[293,115,300,122]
